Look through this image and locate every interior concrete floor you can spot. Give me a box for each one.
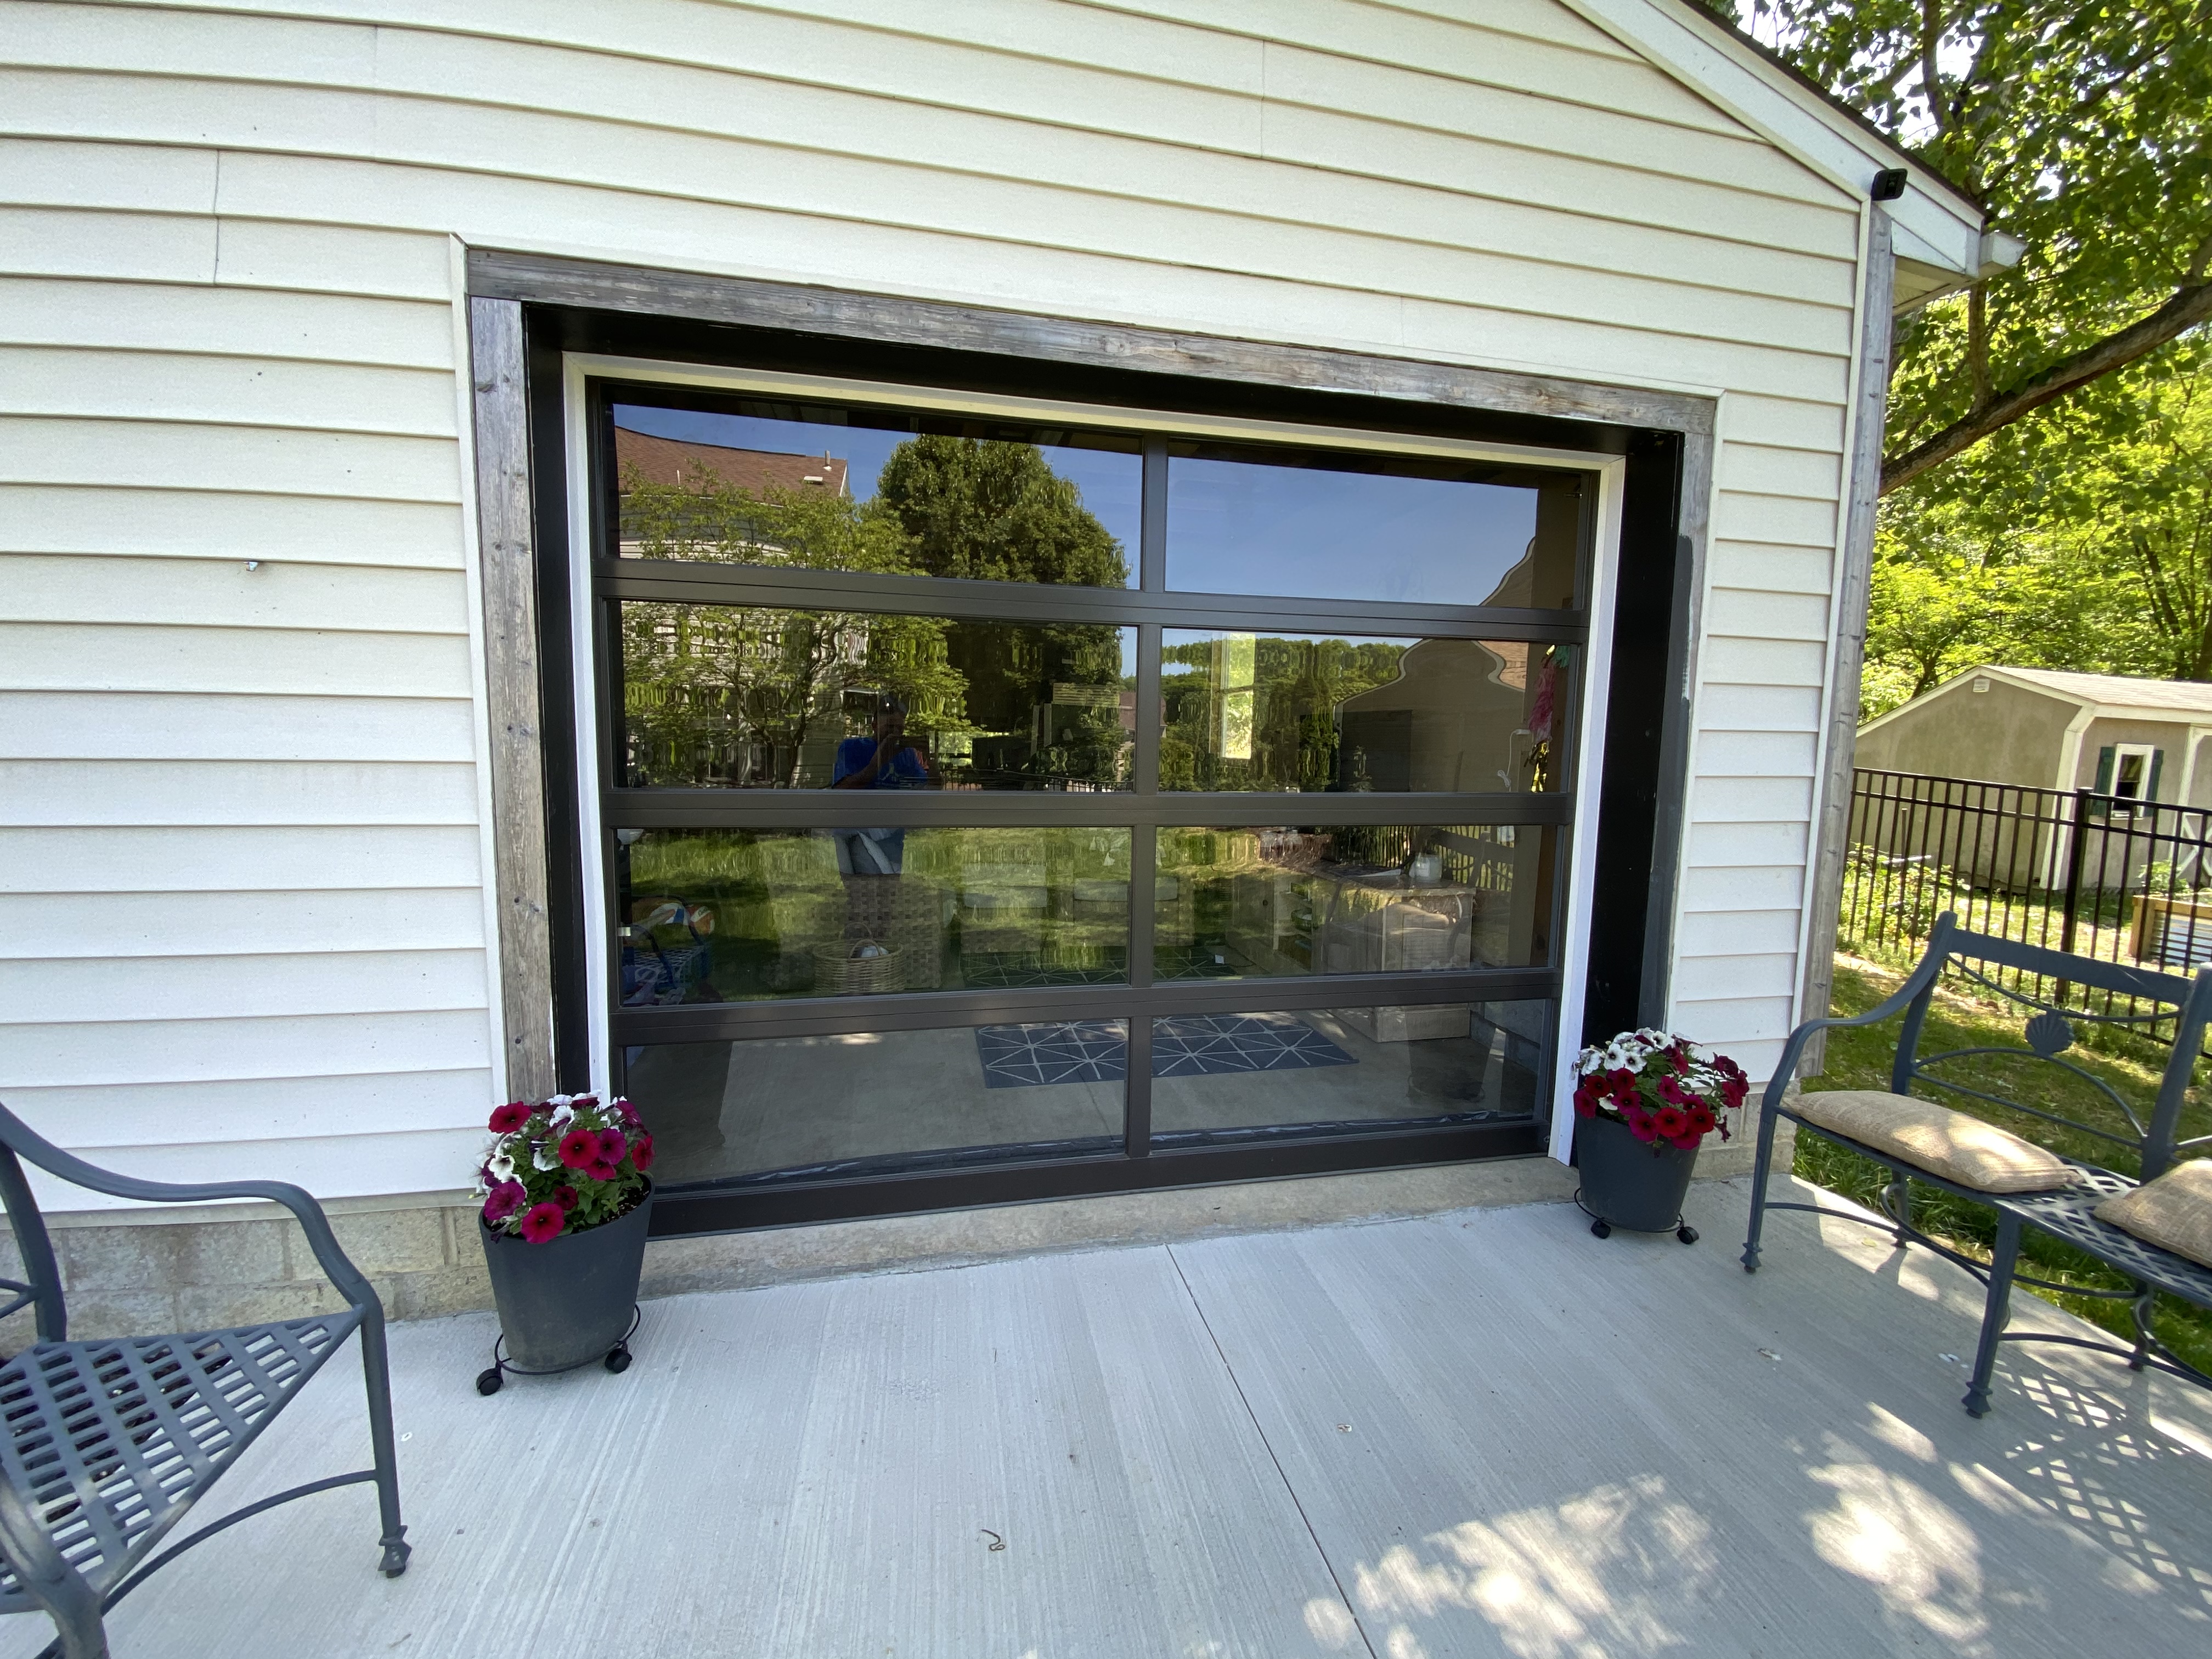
[630,1012,1531,1184]
[30,1176,2209,1659]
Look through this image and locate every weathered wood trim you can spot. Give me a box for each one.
[469,295,557,1102]
[466,249,1716,438]
[1798,207,1896,1074]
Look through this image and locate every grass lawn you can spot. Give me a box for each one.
[1800,957,2212,1380]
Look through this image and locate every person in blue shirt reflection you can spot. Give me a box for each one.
[829,696,933,874]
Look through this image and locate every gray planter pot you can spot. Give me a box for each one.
[1576,1115,1699,1238]
[478,1183,652,1374]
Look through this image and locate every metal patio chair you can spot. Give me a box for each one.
[1742,913,2212,1415]
[0,1098,408,1658]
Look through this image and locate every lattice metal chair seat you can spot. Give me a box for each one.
[0,1101,408,1658]
[1742,913,2212,1417]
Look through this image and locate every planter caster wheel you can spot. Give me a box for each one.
[1590,1219,1612,1239]
[475,1367,504,1396]
[1677,1224,1699,1245]
[605,1344,632,1374]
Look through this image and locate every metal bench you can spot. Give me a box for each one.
[1742,913,2212,1415]
[0,1099,409,1658]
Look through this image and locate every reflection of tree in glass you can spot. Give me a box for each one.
[618,470,963,786]
[618,439,1133,788]
[876,437,1132,787]
[1160,636,1408,791]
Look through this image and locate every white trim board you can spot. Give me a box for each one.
[561,353,1626,1163]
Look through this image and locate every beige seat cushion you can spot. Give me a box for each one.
[1794,1090,2078,1193]
[2094,1160,2212,1271]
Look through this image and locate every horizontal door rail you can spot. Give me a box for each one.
[594,560,1588,643]
[603,788,1574,828]
[613,966,1560,1044]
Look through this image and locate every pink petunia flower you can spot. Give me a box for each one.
[1651,1105,1691,1141]
[552,1184,579,1212]
[489,1101,531,1133]
[584,1159,620,1183]
[596,1126,628,1164]
[481,1179,527,1223]
[518,1201,565,1244]
[1573,1082,1598,1119]
[558,1128,599,1171]
[631,1133,656,1172]
[1621,1103,1657,1142]
[1666,1131,1703,1150]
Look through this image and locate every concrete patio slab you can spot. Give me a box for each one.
[12,1177,2206,1658]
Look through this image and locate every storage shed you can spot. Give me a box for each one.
[1857,665,2212,809]
[0,0,2001,1313]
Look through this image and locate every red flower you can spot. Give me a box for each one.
[552,1184,579,1212]
[1622,1103,1658,1143]
[631,1133,656,1172]
[1666,1130,1703,1151]
[612,1097,642,1127]
[1573,1081,1599,1119]
[1688,1104,1717,1136]
[481,1179,526,1223]
[1651,1105,1691,1140]
[1657,1074,1691,1107]
[584,1159,620,1183]
[489,1102,530,1133]
[518,1201,565,1243]
[558,1128,599,1171]
[1721,1076,1749,1109]
[596,1126,628,1165]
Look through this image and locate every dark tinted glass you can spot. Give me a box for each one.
[611,400,1138,586]
[1161,632,1572,793]
[1166,443,1582,607]
[625,1023,1126,1184]
[617,827,1130,1003]
[1154,824,1557,980]
[619,602,1132,790]
[1147,999,1548,1139]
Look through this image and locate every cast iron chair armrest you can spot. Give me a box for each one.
[1760,944,1948,1116]
[0,1102,375,1311]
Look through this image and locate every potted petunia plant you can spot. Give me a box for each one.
[1571,1029,1748,1242]
[472,1093,655,1391]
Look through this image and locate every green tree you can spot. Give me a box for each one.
[617,471,964,785]
[1697,1,2212,492]
[874,437,1132,781]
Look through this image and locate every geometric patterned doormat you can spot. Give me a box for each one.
[975,1012,1356,1088]
[1153,1012,1355,1077]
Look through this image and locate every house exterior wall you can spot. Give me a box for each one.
[1852,679,2076,788]
[3,0,1867,1211]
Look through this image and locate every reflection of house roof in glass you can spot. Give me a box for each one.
[615,428,850,497]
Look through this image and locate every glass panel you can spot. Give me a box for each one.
[624,1022,1126,1183]
[1166,443,1582,607]
[1161,631,1571,793]
[1154,825,1556,979]
[611,400,1138,586]
[619,602,1133,790]
[616,827,1130,1003]
[1148,1000,1548,1138]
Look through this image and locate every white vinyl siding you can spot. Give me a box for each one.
[1,0,1874,1193]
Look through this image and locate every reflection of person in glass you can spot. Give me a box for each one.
[829,696,934,874]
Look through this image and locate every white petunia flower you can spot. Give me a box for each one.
[550,1101,577,1129]
[533,1141,561,1171]
[488,1152,517,1183]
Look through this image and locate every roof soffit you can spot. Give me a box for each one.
[1550,0,1986,274]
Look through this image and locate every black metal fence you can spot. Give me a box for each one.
[1842,767,2212,1040]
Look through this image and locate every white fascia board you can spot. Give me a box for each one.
[1557,0,1985,273]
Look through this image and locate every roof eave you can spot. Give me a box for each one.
[1557,0,1989,283]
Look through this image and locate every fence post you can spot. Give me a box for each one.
[2059,789,2091,957]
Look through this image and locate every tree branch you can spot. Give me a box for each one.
[1881,279,2212,493]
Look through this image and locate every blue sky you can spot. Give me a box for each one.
[614,406,1539,608]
